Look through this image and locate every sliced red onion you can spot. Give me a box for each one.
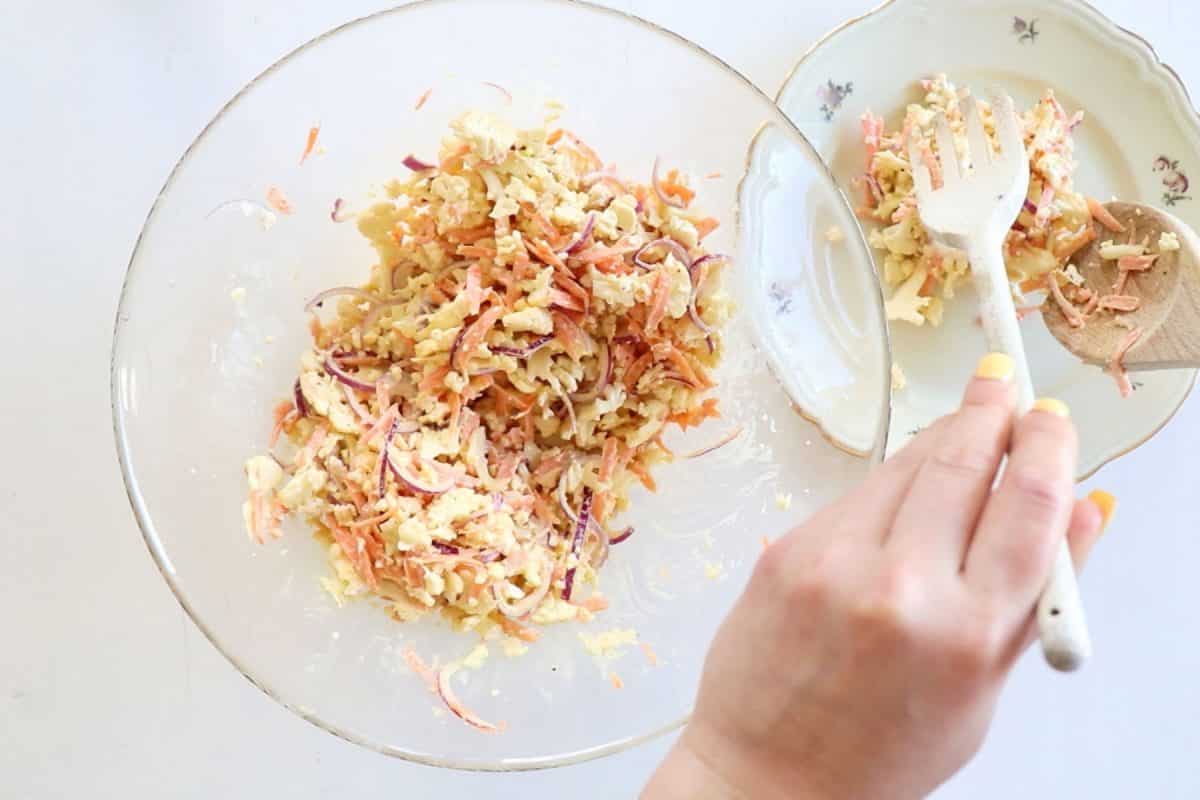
[323,355,379,393]
[588,525,610,570]
[478,550,502,564]
[481,81,513,104]
[562,487,594,601]
[863,174,884,206]
[377,418,400,496]
[448,326,468,372]
[557,387,578,439]
[330,348,381,361]
[684,425,744,459]
[690,254,729,273]
[634,238,692,270]
[565,213,597,255]
[403,154,435,172]
[342,383,376,424]
[609,527,635,545]
[388,451,455,495]
[491,334,554,358]
[305,286,376,314]
[651,156,686,209]
[330,197,356,223]
[687,255,727,354]
[555,462,619,540]
[493,564,553,619]
[432,542,461,555]
[1023,198,1038,214]
[435,666,501,734]
[557,467,577,523]
[293,378,309,417]
[571,342,611,403]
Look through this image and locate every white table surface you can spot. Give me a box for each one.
[5,0,1200,797]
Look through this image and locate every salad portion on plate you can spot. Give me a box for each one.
[777,0,1200,477]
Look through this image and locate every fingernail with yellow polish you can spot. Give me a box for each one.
[1033,397,1070,418]
[976,352,1015,381]
[1088,490,1117,532]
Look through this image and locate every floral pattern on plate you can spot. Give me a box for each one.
[1154,156,1191,206]
[818,80,854,122]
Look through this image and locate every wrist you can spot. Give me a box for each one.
[643,726,828,800]
[642,736,748,800]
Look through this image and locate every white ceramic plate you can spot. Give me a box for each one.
[777,0,1199,478]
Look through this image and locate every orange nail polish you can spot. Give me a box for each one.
[975,352,1015,381]
[1088,490,1117,532]
[1033,397,1070,418]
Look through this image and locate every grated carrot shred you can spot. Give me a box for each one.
[1087,197,1126,233]
[265,185,295,215]
[298,125,321,165]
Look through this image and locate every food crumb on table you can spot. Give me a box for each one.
[580,628,638,658]
[774,491,793,511]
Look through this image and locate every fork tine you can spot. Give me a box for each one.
[962,95,991,168]
[908,135,933,199]
[992,93,1026,160]
[934,113,960,185]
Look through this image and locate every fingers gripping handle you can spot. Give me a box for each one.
[968,238,1092,672]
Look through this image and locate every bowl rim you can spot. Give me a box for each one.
[110,0,891,771]
[774,0,1200,482]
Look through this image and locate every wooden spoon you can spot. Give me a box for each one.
[1043,201,1200,371]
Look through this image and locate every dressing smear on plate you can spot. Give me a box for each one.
[858,74,1162,393]
[243,111,732,650]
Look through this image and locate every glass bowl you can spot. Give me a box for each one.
[111,0,890,770]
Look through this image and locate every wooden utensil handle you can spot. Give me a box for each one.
[969,236,1092,672]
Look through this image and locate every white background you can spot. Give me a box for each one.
[4,0,1200,797]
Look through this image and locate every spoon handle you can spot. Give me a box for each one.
[969,235,1092,672]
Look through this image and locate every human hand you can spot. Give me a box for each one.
[644,353,1115,800]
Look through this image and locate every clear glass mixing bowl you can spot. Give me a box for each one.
[112,0,890,770]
